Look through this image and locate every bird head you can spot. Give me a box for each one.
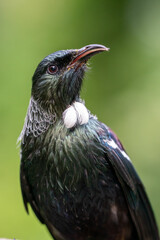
[32,44,109,114]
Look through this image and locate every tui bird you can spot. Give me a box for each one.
[19,44,159,240]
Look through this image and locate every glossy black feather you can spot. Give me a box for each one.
[20,162,44,224]
[98,123,159,240]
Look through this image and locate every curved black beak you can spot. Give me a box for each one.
[70,44,109,66]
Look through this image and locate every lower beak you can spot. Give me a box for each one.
[70,44,109,66]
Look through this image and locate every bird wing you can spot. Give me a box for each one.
[97,122,159,240]
[20,163,65,240]
[20,162,44,224]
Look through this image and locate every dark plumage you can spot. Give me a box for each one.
[19,44,159,240]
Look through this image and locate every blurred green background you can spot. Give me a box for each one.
[0,0,160,239]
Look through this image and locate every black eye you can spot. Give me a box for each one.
[47,65,58,74]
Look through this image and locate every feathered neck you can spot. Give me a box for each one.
[18,97,56,142]
[18,97,90,143]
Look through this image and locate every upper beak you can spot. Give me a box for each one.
[70,44,109,66]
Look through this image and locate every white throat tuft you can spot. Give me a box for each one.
[63,102,89,129]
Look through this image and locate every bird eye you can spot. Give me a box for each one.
[47,65,58,74]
